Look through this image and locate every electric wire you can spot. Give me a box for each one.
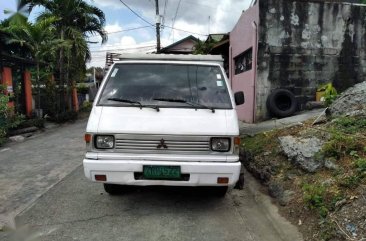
[118,0,154,26]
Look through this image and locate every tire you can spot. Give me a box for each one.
[267,89,297,118]
[214,186,228,197]
[103,183,131,195]
[234,173,245,190]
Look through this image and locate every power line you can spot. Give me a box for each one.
[90,45,157,53]
[162,25,208,36]
[106,26,152,35]
[170,0,181,41]
[118,0,154,26]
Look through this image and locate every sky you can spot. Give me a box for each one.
[0,0,252,67]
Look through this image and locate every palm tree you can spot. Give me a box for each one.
[27,0,107,111]
[3,0,31,25]
[3,17,64,115]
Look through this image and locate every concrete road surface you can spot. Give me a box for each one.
[0,120,302,241]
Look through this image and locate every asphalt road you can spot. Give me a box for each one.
[0,119,302,241]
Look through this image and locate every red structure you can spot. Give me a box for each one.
[1,67,15,108]
[23,70,33,117]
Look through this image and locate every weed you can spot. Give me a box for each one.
[241,133,274,155]
[319,218,338,241]
[333,116,366,134]
[321,132,363,159]
[355,158,366,173]
[302,183,328,217]
[340,175,361,189]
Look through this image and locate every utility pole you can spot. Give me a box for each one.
[155,0,161,52]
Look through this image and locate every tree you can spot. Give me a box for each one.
[193,39,217,55]
[3,17,64,115]
[28,0,107,111]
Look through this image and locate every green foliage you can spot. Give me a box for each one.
[16,118,45,129]
[242,133,273,155]
[321,132,363,159]
[318,219,338,241]
[193,39,217,55]
[80,101,92,112]
[355,158,366,173]
[339,175,361,189]
[318,83,338,106]
[333,117,366,134]
[77,83,89,94]
[302,183,328,217]
[52,110,78,123]
[0,85,24,145]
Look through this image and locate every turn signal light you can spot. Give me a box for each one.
[234,137,241,145]
[95,175,107,181]
[217,177,229,184]
[84,134,92,143]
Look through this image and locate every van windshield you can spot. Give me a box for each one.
[98,63,232,109]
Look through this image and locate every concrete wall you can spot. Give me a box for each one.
[230,3,259,123]
[256,0,366,120]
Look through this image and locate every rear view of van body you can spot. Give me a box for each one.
[83,54,245,196]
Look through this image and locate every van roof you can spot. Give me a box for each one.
[113,53,223,63]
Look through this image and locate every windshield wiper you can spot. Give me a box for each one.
[108,98,160,112]
[153,98,215,113]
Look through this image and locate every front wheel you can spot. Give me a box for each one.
[103,183,131,195]
[214,186,228,197]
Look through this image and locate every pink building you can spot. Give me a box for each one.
[229,0,366,123]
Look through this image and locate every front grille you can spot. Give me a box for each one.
[114,134,211,153]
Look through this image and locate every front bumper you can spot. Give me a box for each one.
[83,158,241,187]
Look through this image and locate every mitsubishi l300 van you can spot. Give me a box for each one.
[83,54,245,196]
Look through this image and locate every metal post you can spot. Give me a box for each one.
[155,0,161,52]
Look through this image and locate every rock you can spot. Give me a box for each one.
[322,178,335,186]
[279,190,295,206]
[8,135,25,143]
[306,101,326,110]
[268,181,284,199]
[335,198,347,209]
[278,136,324,172]
[328,81,366,117]
[324,158,339,170]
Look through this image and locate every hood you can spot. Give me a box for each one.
[86,106,239,136]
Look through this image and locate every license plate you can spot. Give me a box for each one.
[143,165,181,180]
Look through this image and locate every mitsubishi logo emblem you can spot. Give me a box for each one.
[157,139,168,149]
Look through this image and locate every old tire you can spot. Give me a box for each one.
[267,89,297,118]
[103,184,131,195]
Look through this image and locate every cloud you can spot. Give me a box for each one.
[120,36,137,46]
[88,0,253,67]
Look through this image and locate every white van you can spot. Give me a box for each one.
[83,54,245,196]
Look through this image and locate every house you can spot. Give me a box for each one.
[229,0,366,123]
[159,35,199,54]
[0,52,34,117]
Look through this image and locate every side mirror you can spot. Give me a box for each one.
[234,91,245,106]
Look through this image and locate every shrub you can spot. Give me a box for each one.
[355,158,366,173]
[80,101,92,112]
[321,132,363,159]
[0,85,24,145]
[52,111,78,123]
[77,83,89,94]
[339,175,361,189]
[302,183,328,217]
[333,117,366,134]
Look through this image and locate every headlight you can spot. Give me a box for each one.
[211,138,230,152]
[95,135,115,149]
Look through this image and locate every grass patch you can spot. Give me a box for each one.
[302,183,329,218]
[333,116,366,134]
